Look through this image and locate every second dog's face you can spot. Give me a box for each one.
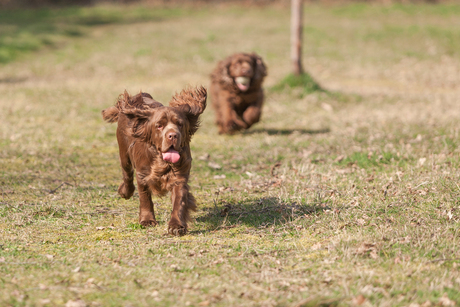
[228,54,254,92]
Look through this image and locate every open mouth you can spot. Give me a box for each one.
[235,76,250,91]
[162,147,180,163]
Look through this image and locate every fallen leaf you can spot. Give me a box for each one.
[270,162,281,176]
[439,293,455,306]
[198,153,210,161]
[213,174,226,179]
[321,102,333,112]
[39,284,47,290]
[210,258,224,266]
[65,299,87,307]
[245,171,255,177]
[356,243,378,258]
[334,155,345,163]
[369,250,379,259]
[418,157,426,166]
[420,301,432,307]
[220,206,231,217]
[400,236,411,244]
[352,294,366,305]
[86,278,95,285]
[311,242,321,251]
[198,301,210,306]
[322,276,332,284]
[208,162,221,170]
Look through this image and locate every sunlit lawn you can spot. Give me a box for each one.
[1,2,460,306]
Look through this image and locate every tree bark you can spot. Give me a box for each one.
[291,0,304,76]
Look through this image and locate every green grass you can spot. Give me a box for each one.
[271,73,324,97]
[1,2,460,306]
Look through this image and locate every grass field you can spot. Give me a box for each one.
[1,2,460,306]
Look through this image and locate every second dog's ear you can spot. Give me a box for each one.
[170,86,207,136]
[220,58,234,86]
[251,53,267,81]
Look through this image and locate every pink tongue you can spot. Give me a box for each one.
[237,83,249,91]
[162,149,180,163]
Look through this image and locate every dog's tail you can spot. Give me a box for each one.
[101,91,130,123]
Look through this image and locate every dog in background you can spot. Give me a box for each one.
[210,52,267,134]
[102,86,207,236]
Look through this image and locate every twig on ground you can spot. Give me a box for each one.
[427,258,460,263]
[49,182,73,194]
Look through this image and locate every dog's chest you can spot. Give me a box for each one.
[233,91,259,105]
[142,164,176,196]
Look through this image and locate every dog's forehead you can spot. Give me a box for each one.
[153,106,184,121]
[232,54,252,65]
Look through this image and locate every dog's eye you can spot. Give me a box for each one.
[156,124,163,130]
[177,123,183,128]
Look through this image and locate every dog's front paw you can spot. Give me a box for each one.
[139,219,158,227]
[139,212,158,227]
[118,182,135,199]
[168,220,187,236]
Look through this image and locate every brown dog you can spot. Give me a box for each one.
[210,52,267,134]
[102,86,207,235]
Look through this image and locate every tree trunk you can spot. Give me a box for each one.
[291,0,304,76]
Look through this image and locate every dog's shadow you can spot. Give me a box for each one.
[243,127,330,136]
[193,197,329,233]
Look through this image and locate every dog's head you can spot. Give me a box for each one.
[220,53,267,92]
[122,86,207,164]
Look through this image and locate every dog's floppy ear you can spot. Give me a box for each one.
[170,86,207,136]
[122,108,156,141]
[251,53,267,81]
[120,91,160,142]
[216,57,233,86]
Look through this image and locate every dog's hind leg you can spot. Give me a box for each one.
[116,130,135,199]
[168,183,196,236]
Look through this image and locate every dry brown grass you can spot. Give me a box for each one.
[1,3,460,306]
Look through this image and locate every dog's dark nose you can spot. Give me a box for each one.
[167,132,178,140]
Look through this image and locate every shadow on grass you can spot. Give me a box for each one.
[244,127,330,136]
[0,77,28,84]
[195,197,328,231]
